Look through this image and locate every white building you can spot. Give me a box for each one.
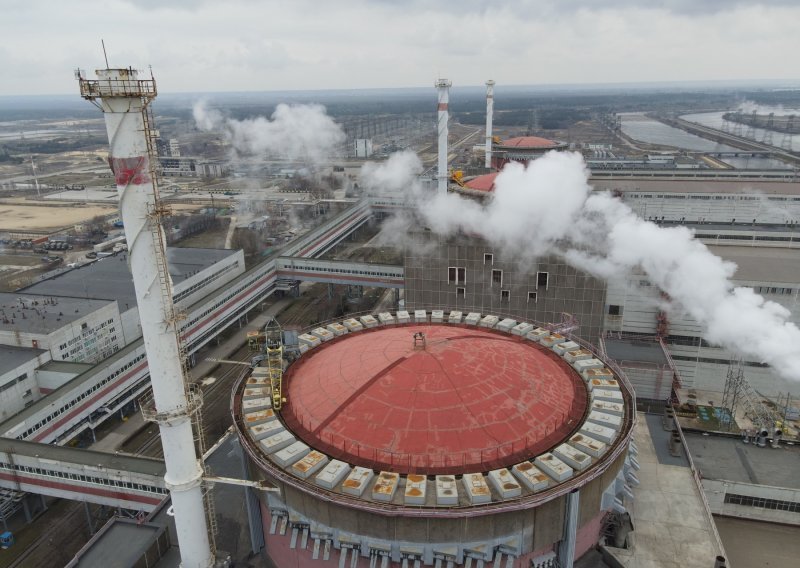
[353,138,373,158]
[0,293,124,364]
[0,345,50,420]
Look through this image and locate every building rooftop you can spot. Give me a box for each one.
[37,359,93,375]
[282,324,587,473]
[0,293,115,335]
[604,338,669,366]
[708,245,800,284]
[0,344,47,375]
[22,247,238,311]
[683,431,800,489]
[464,172,498,192]
[592,177,800,196]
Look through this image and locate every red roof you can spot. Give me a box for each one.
[500,136,561,148]
[464,172,499,192]
[281,324,586,474]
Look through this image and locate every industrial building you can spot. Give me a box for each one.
[0,292,124,364]
[234,311,636,567]
[22,248,244,345]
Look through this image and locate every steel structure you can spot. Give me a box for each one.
[720,359,781,432]
[435,78,452,193]
[484,80,495,169]
[77,67,214,568]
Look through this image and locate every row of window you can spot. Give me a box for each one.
[174,260,240,303]
[453,287,539,304]
[671,355,769,368]
[631,194,800,201]
[185,263,274,330]
[281,264,402,279]
[724,493,800,513]
[0,462,166,495]
[447,267,550,289]
[0,373,29,394]
[19,352,147,439]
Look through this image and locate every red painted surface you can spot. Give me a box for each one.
[437,103,448,111]
[108,156,151,186]
[499,136,561,149]
[282,325,586,474]
[0,471,161,506]
[575,507,607,558]
[464,172,499,192]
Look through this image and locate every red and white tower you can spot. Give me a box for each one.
[485,79,495,169]
[77,67,214,568]
[435,78,452,193]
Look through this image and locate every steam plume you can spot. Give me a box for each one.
[362,150,800,382]
[193,100,344,166]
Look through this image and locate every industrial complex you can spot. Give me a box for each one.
[0,64,797,568]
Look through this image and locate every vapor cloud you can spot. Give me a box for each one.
[193,100,345,166]
[362,150,800,381]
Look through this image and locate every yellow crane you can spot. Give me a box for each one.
[264,318,285,410]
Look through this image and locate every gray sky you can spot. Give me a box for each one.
[1,0,798,95]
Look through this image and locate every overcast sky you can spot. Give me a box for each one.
[1,0,798,96]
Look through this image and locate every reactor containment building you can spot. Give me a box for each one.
[233,309,637,568]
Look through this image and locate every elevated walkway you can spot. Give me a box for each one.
[276,257,404,288]
[0,438,166,512]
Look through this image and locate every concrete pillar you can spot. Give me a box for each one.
[559,489,580,568]
[85,501,94,535]
[22,496,32,523]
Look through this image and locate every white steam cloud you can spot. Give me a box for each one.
[362,150,800,382]
[193,100,345,166]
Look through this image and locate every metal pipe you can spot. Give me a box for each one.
[485,80,495,169]
[77,67,213,568]
[435,78,452,193]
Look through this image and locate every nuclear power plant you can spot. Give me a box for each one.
[1,59,800,568]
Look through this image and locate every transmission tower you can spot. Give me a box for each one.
[720,358,780,432]
[731,110,743,137]
[744,110,758,139]
[781,115,795,151]
[762,112,775,145]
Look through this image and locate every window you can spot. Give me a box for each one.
[448,267,466,285]
[492,269,503,286]
[536,271,549,289]
[501,290,510,303]
[456,287,465,298]
[484,253,493,265]
[528,291,537,304]
[81,322,88,330]
[608,305,622,316]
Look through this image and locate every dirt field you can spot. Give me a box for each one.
[0,202,117,231]
[0,201,204,232]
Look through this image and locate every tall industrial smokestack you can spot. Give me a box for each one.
[485,80,495,169]
[435,78,452,193]
[78,67,213,568]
